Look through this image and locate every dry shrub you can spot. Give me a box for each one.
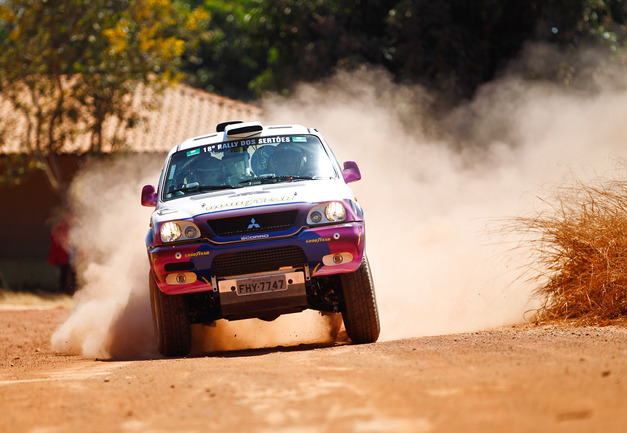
[510,174,627,324]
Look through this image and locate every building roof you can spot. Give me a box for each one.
[0,82,262,154]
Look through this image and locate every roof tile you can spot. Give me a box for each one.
[0,83,261,154]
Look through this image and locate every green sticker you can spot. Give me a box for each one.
[292,136,307,143]
[187,148,200,157]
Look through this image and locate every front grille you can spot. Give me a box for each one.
[207,210,298,237]
[211,246,307,277]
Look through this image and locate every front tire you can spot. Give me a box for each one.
[149,272,191,357]
[340,255,380,343]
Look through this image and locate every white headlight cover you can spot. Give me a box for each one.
[160,221,201,243]
[325,202,346,222]
[161,221,182,243]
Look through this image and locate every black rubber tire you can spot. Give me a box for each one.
[149,272,191,357]
[339,255,380,343]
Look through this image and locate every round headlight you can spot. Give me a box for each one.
[161,222,182,243]
[310,211,323,223]
[184,226,198,239]
[325,202,346,222]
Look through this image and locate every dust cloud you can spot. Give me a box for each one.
[260,44,627,341]
[52,44,627,358]
[51,155,162,359]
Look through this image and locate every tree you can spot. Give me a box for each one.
[182,0,266,101]
[0,0,209,200]
[386,1,543,101]
[180,0,627,102]
[248,0,394,97]
[183,0,394,99]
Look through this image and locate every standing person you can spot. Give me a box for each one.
[48,215,76,295]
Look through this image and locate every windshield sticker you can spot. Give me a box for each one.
[205,194,295,211]
[258,136,291,144]
[168,164,176,179]
[185,135,311,156]
[200,138,258,153]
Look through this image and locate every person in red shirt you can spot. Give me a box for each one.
[48,216,76,295]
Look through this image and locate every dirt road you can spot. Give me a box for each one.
[0,307,625,433]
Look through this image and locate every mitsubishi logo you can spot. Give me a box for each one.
[247,218,260,229]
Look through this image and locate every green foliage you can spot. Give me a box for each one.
[183,0,393,99]
[535,0,627,49]
[249,0,393,96]
[0,0,209,193]
[180,0,627,101]
[386,1,545,100]
[182,0,265,100]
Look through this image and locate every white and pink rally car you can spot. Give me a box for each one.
[141,121,379,356]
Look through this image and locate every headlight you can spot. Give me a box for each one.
[307,202,348,224]
[310,211,323,223]
[161,222,182,243]
[160,221,201,243]
[325,202,346,222]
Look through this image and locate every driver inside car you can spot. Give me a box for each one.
[185,156,224,186]
[221,151,247,183]
[267,145,305,177]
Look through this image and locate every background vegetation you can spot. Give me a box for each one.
[3,0,627,187]
[181,0,627,101]
[508,173,627,324]
[0,0,209,199]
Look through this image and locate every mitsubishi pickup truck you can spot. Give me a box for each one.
[141,121,379,356]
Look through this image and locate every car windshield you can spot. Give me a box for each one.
[162,134,338,200]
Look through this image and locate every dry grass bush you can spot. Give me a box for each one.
[509,174,627,324]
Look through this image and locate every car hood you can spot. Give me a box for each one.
[152,179,356,224]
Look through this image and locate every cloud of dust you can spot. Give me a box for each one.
[51,155,162,359]
[51,43,627,358]
[50,153,341,358]
[260,44,627,341]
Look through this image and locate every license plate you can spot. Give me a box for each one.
[236,275,287,296]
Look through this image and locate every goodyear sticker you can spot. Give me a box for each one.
[205,194,295,211]
[187,148,201,157]
[306,237,331,244]
[185,251,210,258]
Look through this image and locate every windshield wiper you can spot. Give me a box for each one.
[169,183,236,195]
[239,175,317,185]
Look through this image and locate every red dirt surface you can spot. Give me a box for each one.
[0,306,625,433]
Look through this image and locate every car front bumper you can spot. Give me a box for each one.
[148,222,365,296]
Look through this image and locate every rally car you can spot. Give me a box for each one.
[141,121,379,356]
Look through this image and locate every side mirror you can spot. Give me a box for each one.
[141,185,158,207]
[342,161,361,183]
